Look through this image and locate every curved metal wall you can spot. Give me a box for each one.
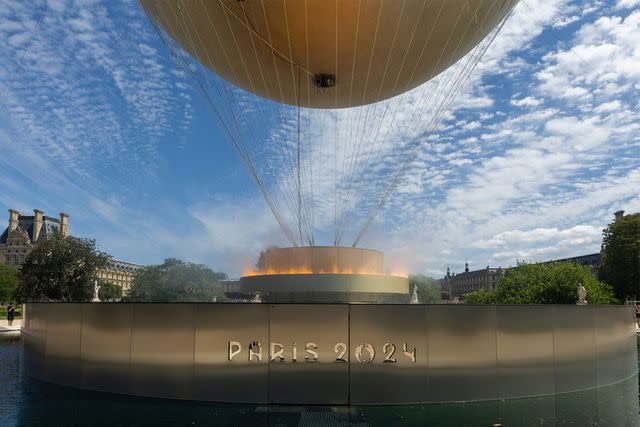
[22,303,637,405]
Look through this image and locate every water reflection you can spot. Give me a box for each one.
[1,338,639,426]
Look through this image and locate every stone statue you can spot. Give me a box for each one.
[577,283,587,305]
[409,284,419,304]
[92,280,101,303]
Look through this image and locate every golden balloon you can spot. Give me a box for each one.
[142,0,517,108]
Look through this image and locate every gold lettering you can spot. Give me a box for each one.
[270,342,284,362]
[334,342,347,362]
[383,342,396,363]
[355,343,375,363]
[305,342,318,362]
[228,341,241,361]
[249,341,262,361]
[403,342,416,363]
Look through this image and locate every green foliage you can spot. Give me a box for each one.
[463,288,493,304]
[16,234,110,302]
[464,261,617,304]
[409,274,442,304]
[98,281,123,301]
[125,258,227,302]
[599,212,640,300]
[0,264,19,302]
[1,305,21,319]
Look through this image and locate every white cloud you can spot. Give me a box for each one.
[510,96,544,107]
[594,100,622,113]
[473,224,602,248]
[0,0,192,185]
[616,0,640,9]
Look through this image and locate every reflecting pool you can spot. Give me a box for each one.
[1,336,638,426]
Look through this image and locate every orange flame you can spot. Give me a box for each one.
[242,267,407,278]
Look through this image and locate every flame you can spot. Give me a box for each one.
[242,267,407,278]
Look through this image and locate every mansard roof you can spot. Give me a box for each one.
[0,214,61,244]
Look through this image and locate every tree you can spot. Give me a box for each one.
[409,274,442,304]
[464,261,616,304]
[98,281,123,301]
[16,234,110,302]
[125,258,227,302]
[599,212,640,300]
[0,264,18,302]
[464,288,492,304]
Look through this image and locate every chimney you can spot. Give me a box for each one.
[60,212,69,236]
[614,210,625,221]
[8,209,20,232]
[33,209,44,243]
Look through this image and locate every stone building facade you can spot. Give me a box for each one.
[0,209,68,266]
[97,259,144,293]
[439,262,504,300]
[0,209,143,294]
[541,253,602,273]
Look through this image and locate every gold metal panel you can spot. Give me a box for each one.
[594,305,637,386]
[255,247,384,274]
[336,247,357,273]
[360,250,383,275]
[263,247,287,271]
[22,303,638,405]
[426,305,498,402]
[80,304,133,393]
[129,304,195,399]
[349,305,427,404]
[496,305,555,398]
[268,304,349,404]
[193,304,269,403]
[241,274,408,296]
[312,247,339,272]
[22,303,48,379]
[288,247,306,271]
[43,303,82,387]
[552,305,597,393]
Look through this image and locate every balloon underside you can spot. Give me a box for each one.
[142,0,518,108]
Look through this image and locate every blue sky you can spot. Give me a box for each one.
[1,0,639,278]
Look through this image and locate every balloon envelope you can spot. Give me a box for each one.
[142,0,517,108]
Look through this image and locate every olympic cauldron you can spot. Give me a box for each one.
[21,245,638,406]
[239,246,408,303]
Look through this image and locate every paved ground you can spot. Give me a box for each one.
[0,319,21,337]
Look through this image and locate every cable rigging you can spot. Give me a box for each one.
[142,0,518,247]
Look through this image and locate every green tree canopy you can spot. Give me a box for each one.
[409,274,442,304]
[0,263,19,302]
[464,261,616,304]
[98,281,123,301]
[16,234,111,302]
[125,258,227,302]
[464,288,492,304]
[599,212,640,300]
